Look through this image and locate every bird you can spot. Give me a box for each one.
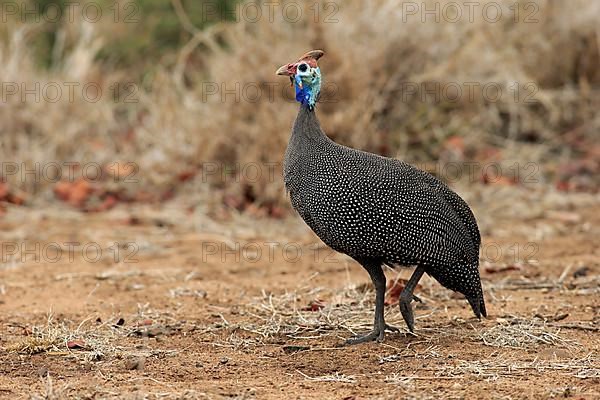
[276,50,486,344]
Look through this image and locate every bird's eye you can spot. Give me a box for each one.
[298,63,308,72]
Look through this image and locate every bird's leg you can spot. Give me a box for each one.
[345,263,398,345]
[399,266,425,332]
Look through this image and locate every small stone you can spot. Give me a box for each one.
[573,266,589,278]
[554,313,569,321]
[282,345,310,354]
[219,357,229,365]
[124,357,145,371]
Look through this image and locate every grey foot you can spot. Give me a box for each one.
[344,324,399,345]
[384,323,400,333]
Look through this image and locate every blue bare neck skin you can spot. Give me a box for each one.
[294,67,321,110]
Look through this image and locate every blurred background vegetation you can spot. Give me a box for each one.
[0,0,598,217]
[4,0,237,71]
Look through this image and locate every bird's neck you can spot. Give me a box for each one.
[291,104,328,143]
[284,104,331,188]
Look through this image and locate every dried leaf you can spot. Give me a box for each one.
[544,210,581,224]
[67,339,86,350]
[485,264,524,274]
[303,299,325,311]
[53,178,93,208]
[384,278,411,306]
[0,182,8,199]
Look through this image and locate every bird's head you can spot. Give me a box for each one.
[276,50,324,110]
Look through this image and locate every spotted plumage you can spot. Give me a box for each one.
[277,50,486,344]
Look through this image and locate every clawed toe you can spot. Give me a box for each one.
[399,299,415,332]
[345,323,403,345]
[345,329,384,345]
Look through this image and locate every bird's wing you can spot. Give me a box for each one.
[354,152,481,265]
[412,168,481,252]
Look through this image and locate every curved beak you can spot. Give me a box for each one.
[276,63,294,76]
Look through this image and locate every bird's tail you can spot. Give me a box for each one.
[466,289,487,319]
[428,261,487,319]
[464,265,487,319]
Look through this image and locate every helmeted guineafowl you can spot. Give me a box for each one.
[276,50,486,344]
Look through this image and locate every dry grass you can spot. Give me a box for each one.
[0,0,598,209]
[219,275,595,352]
[29,374,68,400]
[296,370,357,383]
[6,314,114,361]
[1,201,598,398]
[234,279,412,344]
[4,311,182,364]
[478,319,579,349]
[384,353,598,382]
[229,279,597,391]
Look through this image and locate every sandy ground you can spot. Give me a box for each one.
[0,186,599,399]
